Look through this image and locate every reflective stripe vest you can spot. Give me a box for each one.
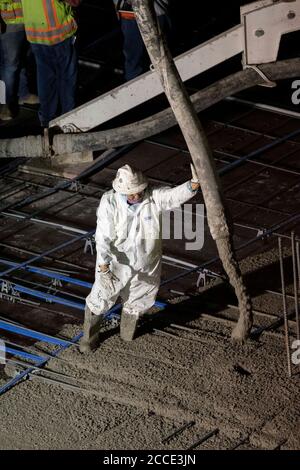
[0,0,23,25]
[21,0,77,45]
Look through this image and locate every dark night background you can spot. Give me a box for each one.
[74,0,300,112]
[2,0,300,138]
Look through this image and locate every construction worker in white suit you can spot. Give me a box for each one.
[80,163,200,353]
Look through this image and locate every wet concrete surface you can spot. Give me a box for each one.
[0,95,300,449]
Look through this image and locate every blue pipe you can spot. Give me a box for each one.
[105,303,121,320]
[1,276,166,316]
[5,346,44,363]
[0,301,168,395]
[155,301,168,309]
[0,300,169,396]
[0,300,165,345]
[0,320,75,347]
[0,260,171,311]
[0,332,83,396]
[0,279,85,311]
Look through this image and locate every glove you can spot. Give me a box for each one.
[190,163,199,183]
[100,269,120,297]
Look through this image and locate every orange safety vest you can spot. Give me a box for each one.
[0,1,23,25]
[21,0,77,45]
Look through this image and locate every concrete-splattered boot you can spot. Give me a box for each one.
[79,305,104,353]
[120,308,139,342]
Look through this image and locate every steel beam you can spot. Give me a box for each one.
[241,0,300,65]
[50,25,244,132]
[50,0,300,132]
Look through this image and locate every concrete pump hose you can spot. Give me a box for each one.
[0,58,300,158]
[53,58,300,155]
[0,135,44,159]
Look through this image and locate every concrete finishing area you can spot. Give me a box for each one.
[0,244,300,451]
[0,100,300,450]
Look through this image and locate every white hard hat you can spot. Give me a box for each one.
[112,164,148,194]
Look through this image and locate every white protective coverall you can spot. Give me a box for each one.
[86,181,197,317]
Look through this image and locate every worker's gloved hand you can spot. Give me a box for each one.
[99,268,120,297]
[190,163,200,190]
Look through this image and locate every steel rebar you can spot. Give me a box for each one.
[278,237,292,378]
[162,421,196,444]
[186,428,219,450]
[296,241,300,342]
[291,232,300,342]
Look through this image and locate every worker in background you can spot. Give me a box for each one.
[21,0,81,128]
[0,0,38,121]
[113,0,170,81]
[80,163,200,353]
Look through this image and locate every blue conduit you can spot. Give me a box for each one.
[105,303,121,320]
[0,300,166,352]
[0,275,170,397]
[154,301,168,309]
[5,346,45,363]
[0,300,169,396]
[0,332,83,396]
[0,276,166,313]
[0,280,85,311]
[0,304,120,367]
[0,320,75,347]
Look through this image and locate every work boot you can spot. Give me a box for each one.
[120,309,139,342]
[0,104,13,121]
[19,94,40,105]
[79,305,104,353]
